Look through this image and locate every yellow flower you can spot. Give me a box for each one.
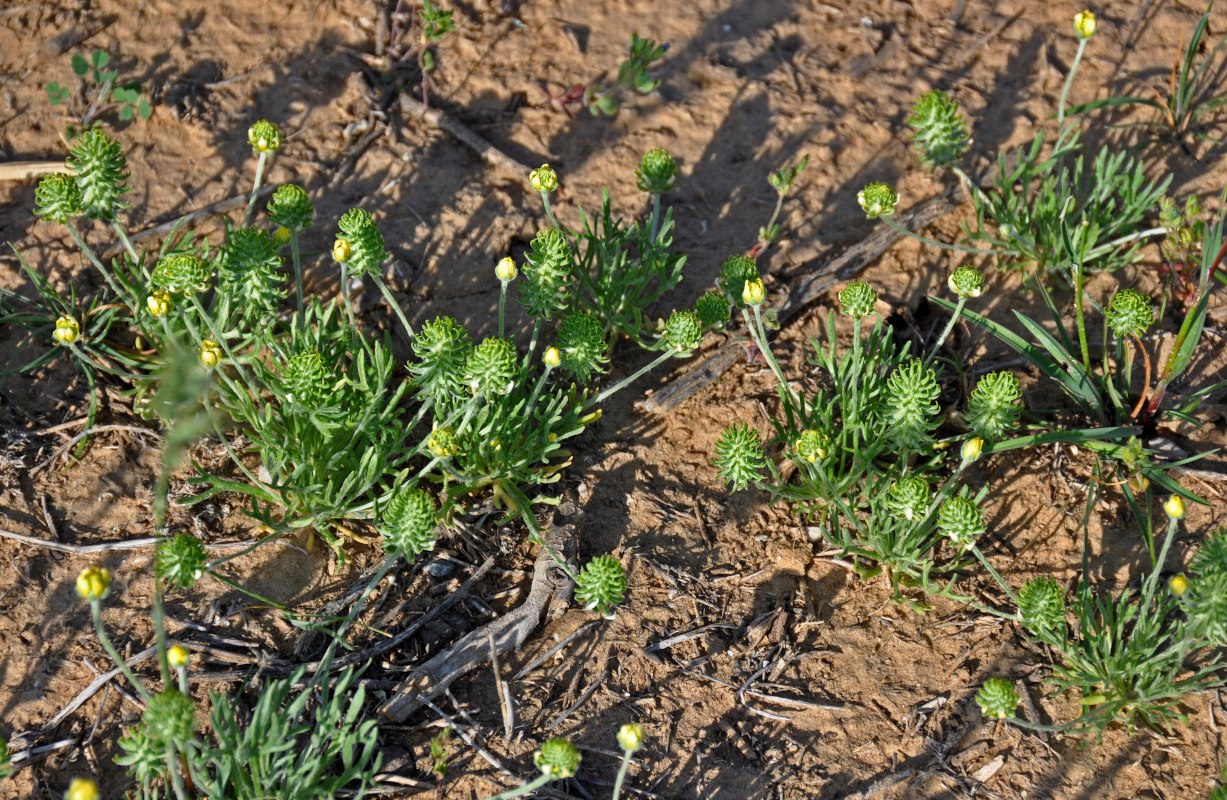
[742,278,766,307]
[65,778,100,800]
[543,347,561,368]
[617,723,645,752]
[333,238,352,262]
[530,164,559,192]
[76,567,111,601]
[495,256,518,282]
[199,340,222,370]
[1169,574,1190,595]
[1073,10,1096,40]
[168,645,190,669]
[146,291,172,317]
[1165,494,1186,520]
[273,226,291,245]
[54,314,80,344]
[961,437,984,462]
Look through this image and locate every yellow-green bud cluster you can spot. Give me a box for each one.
[65,778,100,800]
[907,89,971,171]
[937,495,984,551]
[742,278,766,307]
[409,316,474,414]
[718,254,760,309]
[156,533,208,591]
[428,426,459,458]
[465,337,516,396]
[66,129,130,220]
[663,309,703,352]
[495,256,518,282]
[1017,576,1066,635]
[795,429,830,463]
[529,164,559,193]
[695,291,731,328]
[267,184,315,233]
[76,566,111,601]
[199,340,222,369]
[574,554,627,617]
[35,173,83,224]
[1073,10,1096,40]
[857,182,898,219]
[948,265,984,298]
[248,119,283,153]
[617,723,645,753]
[336,208,389,277]
[1104,289,1154,339]
[839,280,878,318]
[152,253,212,294]
[881,359,940,452]
[146,290,172,317]
[556,312,609,382]
[966,370,1022,441]
[887,476,930,521]
[382,487,438,559]
[54,314,81,345]
[975,678,1020,720]
[714,422,766,491]
[635,148,678,194]
[534,738,581,779]
[282,350,334,409]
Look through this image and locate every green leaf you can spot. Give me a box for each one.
[118,105,134,121]
[138,99,151,119]
[91,49,110,69]
[71,54,89,76]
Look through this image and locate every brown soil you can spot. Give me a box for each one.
[3,0,1227,798]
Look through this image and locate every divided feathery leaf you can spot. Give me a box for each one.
[267,184,315,232]
[34,173,83,224]
[336,208,388,277]
[466,337,516,397]
[1017,576,1067,635]
[1104,288,1154,338]
[937,496,985,551]
[409,316,473,413]
[880,359,940,452]
[714,422,766,491]
[886,476,930,522]
[966,370,1022,440]
[281,350,334,410]
[574,554,628,617]
[155,533,207,591]
[381,487,438,559]
[152,253,211,294]
[67,128,130,220]
[520,228,573,320]
[908,89,971,170]
[219,227,284,317]
[556,312,609,383]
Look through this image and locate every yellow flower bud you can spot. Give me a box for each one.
[742,278,766,307]
[495,256,518,282]
[146,290,172,317]
[65,778,100,800]
[76,567,111,601]
[1169,574,1190,595]
[530,164,559,192]
[1073,10,1096,39]
[617,722,645,752]
[961,437,984,462]
[1165,494,1186,520]
[543,347,561,368]
[333,238,352,262]
[54,314,80,345]
[273,225,291,245]
[199,340,222,370]
[168,645,190,669]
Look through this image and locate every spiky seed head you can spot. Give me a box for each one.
[282,351,333,409]
[54,314,80,345]
[714,422,766,491]
[143,689,195,745]
[556,312,609,382]
[887,476,930,521]
[382,488,438,559]
[1073,10,1096,39]
[948,265,984,298]
[167,645,190,670]
[219,227,284,316]
[76,566,111,601]
[635,148,678,194]
[199,340,222,369]
[35,173,83,224]
[466,337,517,396]
[146,290,172,317]
[617,723,645,753]
[881,359,940,452]
[839,280,878,318]
[857,182,898,218]
[409,316,473,412]
[1105,289,1154,339]
[543,346,562,369]
[495,256,518,282]
[247,119,282,153]
[1165,494,1186,520]
[742,278,766,307]
[574,554,627,617]
[1017,576,1066,634]
[529,164,559,193]
[267,184,314,232]
[534,738,581,779]
[695,291,731,328]
[66,128,130,220]
[719,255,760,309]
[966,371,1022,441]
[1184,528,1227,645]
[520,228,573,320]
[336,208,389,277]
[156,534,207,591]
[1170,574,1190,595]
[65,778,100,800]
[961,437,984,462]
[907,89,971,170]
[976,679,1020,720]
[796,429,830,463]
[663,309,703,352]
[937,496,985,551]
[428,426,459,458]
[152,253,211,293]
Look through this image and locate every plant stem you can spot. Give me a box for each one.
[1058,37,1090,129]
[90,599,152,701]
[880,214,986,255]
[749,305,797,407]
[243,151,269,227]
[111,220,141,267]
[372,272,415,339]
[1071,259,1092,375]
[290,233,304,330]
[67,224,132,305]
[498,280,509,339]
[968,545,1021,607]
[484,773,552,800]
[649,192,663,243]
[539,190,559,230]
[926,296,967,363]
[590,349,675,407]
[611,748,635,800]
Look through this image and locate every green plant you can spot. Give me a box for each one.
[551,34,667,117]
[46,48,151,139]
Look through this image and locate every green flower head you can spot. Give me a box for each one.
[1104,289,1154,339]
[155,533,208,591]
[907,89,971,170]
[519,228,573,320]
[948,265,984,299]
[267,184,314,232]
[556,312,609,383]
[1185,528,1227,646]
[937,496,985,551]
[152,253,211,294]
[695,291,731,328]
[336,208,389,277]
[857,182,898,219]
[143,689,195,745]
[881,359,940,452]
[382,487,438,560]
[1017,576,1066,635]
[282,350,334,409]
[428,426,459,458]
[966,371,1022,441]
[409,316,474,413]
[795,429,831,463]
[714,422,766,491]
[887,476,930,522]
[219,227,284,317]
[839,280,878,318]
[663,309,703,352]
[67,128,130,220]
[635,148,678,194]
[534,738,581,779]
[976,678,1020,720]
[574,554,627,617]
[466,337,517,397]
[718,254,760,309]
[35,173,83,224]
[248,119,283,153]
[529,164,559,193]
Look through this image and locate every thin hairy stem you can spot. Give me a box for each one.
[611,748,635,800]
[1058,37,1090,129]
[590,349,675,407]
[90,599,152,701]
[539,190,559,230]
[484,773,552,800]
[243,151,269,227]
[880,213,986,255]
[372,272,415,339]
[926,296,967,363]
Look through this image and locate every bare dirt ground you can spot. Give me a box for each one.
[2,0,1227,798]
